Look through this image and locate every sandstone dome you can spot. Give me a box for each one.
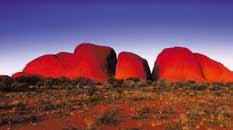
[152,47,204,81]
[115,52,151,80]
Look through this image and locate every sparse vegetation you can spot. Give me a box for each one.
[133,107,152,119]
[1,76,233,129]
[97,108,120,125]
[164,119,183,130]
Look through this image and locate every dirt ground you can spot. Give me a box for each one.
[1,79,233,130]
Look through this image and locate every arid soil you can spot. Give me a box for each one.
[1,78,233,130]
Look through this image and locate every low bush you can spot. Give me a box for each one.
[14,76,42,85]
[106,78,123,88]
[0,76,14,91]
[122,78,141,88]
[133,107,152,119]
[71,77,94,88]
[97,108,120,126]
[154,79,170,92]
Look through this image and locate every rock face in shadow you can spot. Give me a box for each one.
[194,53,233,82]
[73,43,117,82]
[115,52,151,80]
[153,46,233,82]
[12,43,117,82]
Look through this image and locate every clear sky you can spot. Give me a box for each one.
[0,0,233,75]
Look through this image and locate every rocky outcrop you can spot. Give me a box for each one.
[194,53,233,82]
[73,43,117,82]
[22,52,77,78]
[153,47,233,82]
[11,44,233,83]
[11,72,32,78]
[115,52,151,80]
[152,47,204,81]
[13,43,117,82]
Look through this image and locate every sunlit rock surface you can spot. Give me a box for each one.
[115,52,151,80]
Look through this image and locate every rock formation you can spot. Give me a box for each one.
[11,43,233,83]
[73,43,117,82]
[195,53,233,82]
[22,52,77,78]
[12,43,117,82]
[12,72,33,78]
[153,47,233,82]
[152,47,204,81]
[115,52,151,80]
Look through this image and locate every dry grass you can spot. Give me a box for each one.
[0,77,233,129]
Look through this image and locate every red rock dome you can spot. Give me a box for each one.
[13,43,117,82]
[115,52,151,80]
[12,72,34,78]
[152,47,204,81]
[153,46,233,82]
[194,53,233,82]
[55,52,79,78]
[22,52,77,79]
[73,43,117,82]
[12,43,233,83]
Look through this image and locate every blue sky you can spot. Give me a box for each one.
[0,0,233,75]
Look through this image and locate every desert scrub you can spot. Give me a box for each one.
[62,127,78,130]
[86,85,98,96]
[96,108,120,126]
[119,128,142,130]
[225,82,233,88]
[154,79,170,93]
[0,112,39,126]
[71,77,94,87]
[135,80,151,88]
[121,78,141,88]
[172,81,207,91]
[88,95,103,104]
[208,106,233,128]
[157,106,176,120]
[185,103,206,121]
[0,76,14,91]
[14,76,42,86]
[106,78,123,88]
[190,83,207,91]
[163,119,183,130]
[133,107,152,119]
[36,101,61,111]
